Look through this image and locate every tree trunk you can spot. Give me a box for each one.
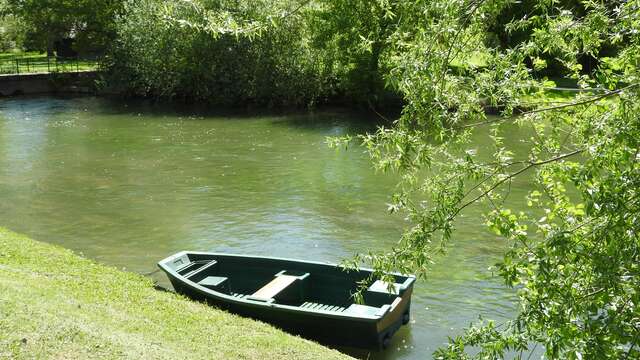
[367,41,382,99]
[47,37,55,57]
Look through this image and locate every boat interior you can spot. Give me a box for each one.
[165,253,414,317]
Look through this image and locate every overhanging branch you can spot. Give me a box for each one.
[458,83,640,129]
[452,149,584,217]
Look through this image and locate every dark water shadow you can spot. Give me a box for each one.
[266,111,384,137]
[1,93,396,136]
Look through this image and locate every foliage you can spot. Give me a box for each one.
[307,0,398,104]
[328,0,640,358]
[107,0,498,107]
[0,0,123,55]
[107,0,335,107]
[0,13,26,52]
[487,0,623,76]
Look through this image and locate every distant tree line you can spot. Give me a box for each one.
[105,0,632,108]
[0,0,629,107]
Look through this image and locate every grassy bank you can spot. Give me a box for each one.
[0,228,350,359]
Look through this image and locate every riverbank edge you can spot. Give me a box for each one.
[0,71,101,97]
[0,69,576,120]
[0,227,351,359]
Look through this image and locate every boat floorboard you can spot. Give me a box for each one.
[228,293,348,313]
[301,302,347,312]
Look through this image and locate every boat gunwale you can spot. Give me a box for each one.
[158,251,416,322]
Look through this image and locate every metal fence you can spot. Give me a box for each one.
[0,56,99,75]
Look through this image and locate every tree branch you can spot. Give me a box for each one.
[458,83,640,129]
[452,149,584,217]
[521,83,638,115]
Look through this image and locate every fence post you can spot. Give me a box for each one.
[15,59,19,75]
[47,57,51,73]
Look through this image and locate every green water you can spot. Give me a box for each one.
[0,96,528,359]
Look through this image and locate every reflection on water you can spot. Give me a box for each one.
[0,96,524,359]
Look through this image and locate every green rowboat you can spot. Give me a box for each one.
[158,251,415,349]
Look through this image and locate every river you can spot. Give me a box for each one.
[0,96,527,359]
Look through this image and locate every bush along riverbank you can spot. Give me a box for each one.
[0,228,350,359]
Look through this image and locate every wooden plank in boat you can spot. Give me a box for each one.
[251,274,298,301]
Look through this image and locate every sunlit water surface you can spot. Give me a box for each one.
[0,96,533,359]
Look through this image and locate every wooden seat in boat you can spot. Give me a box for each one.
[250,275,298,301]
[248,270,310,302]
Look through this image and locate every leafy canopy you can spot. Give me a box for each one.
[0,0,124,54]
[107,0,333,106]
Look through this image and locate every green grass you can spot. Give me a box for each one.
[0,50,42,60]
[521,88,577,106]
[0,51,99,75]
[0,228,350,360]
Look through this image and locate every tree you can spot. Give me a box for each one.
[308,0,399,104]
[331,0,639,358]
[0,13,26,52]
[107,0,331,106]
[1,0,124,55]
